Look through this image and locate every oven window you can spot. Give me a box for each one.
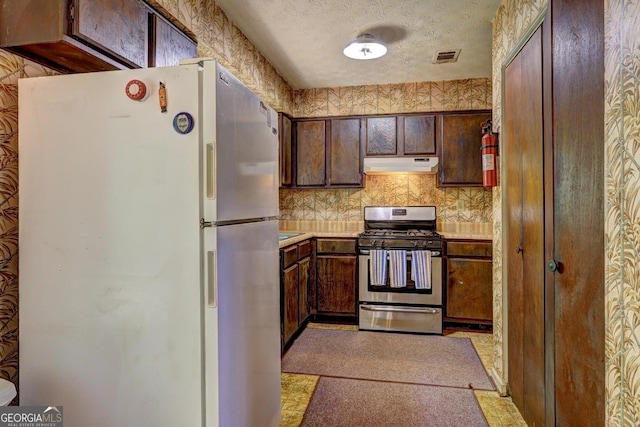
[367,258,434,294]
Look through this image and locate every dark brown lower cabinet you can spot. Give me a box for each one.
[282,263,299,345]
[315,239,357,317]
[280,240,312,350]
[444,240,493,325]
[298,257,310,322]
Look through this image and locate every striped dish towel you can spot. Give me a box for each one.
[369,249,388,286]
[411,250,432,289]
[389,250,407,288]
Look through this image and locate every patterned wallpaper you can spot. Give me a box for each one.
[291,78,492,117]
[281,78,494,223]
[280,174,493,223]
[605,0,640,424]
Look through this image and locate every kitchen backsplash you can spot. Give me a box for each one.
[279,174,492,223]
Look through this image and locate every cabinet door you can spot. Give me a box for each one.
[437,112,491,187]
[296,120,326,186]
[150,14,196,67]
[279,114,293,187]
[403,115,437,155]
[329,118,362,186]
[316,255,357,316]
[298,256,310,323]
[283,264,299,344]
[366,117,397,155]
[74,0,148,68]
[446,258,493,322]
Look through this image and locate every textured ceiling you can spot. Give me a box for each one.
[215,0,502,89]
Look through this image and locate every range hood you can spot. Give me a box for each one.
[363,157,439,174]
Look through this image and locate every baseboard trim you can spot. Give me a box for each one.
[490,367,508,396]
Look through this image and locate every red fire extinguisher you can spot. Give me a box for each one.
[480,119,498,187]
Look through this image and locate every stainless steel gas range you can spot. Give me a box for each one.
[358,206,443,334]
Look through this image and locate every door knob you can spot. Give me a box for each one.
[547,260,561,272]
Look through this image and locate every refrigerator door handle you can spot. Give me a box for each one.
[206,142,216,199]
[207,250,217,307]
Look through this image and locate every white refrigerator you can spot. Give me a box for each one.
[18,59,281,427]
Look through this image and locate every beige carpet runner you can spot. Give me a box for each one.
[282,328,495,390]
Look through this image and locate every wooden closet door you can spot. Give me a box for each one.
[505,26,545,426]
[505,46,525,412]
[550,0,604,424]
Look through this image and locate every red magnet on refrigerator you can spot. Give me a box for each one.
[125,79,147,101]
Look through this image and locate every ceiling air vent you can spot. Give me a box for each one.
[433,49,460,64]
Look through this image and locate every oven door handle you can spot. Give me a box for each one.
[360,305,441,314]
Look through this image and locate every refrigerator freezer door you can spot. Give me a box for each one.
[19,65,204,426]
[201,61,279,223]
[203,220,281,427]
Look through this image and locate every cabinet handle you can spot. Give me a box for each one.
[516,246,524,254]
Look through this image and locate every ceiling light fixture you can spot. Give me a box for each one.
[343,33,387,60]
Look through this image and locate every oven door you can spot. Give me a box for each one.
[358,250,442,306]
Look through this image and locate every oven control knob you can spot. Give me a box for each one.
[412,241,419,247]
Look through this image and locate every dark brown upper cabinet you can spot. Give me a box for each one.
[328,118,363,186]
[278,113,293,187]
[437,111,492,187]
[75,0,148,68]
[149,12,197,68]
[0,0,196,73]
[403,115,437,155]
[366,116,397,155]
[365,114,437,156]
[295,120,327,187]
[293,118,363,188]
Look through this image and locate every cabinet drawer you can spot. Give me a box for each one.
[282,245,298,268]
[446,241,492,257]
[316,239,357,254]
[298,240,311,259]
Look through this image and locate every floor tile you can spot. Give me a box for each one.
[279,373,318,427]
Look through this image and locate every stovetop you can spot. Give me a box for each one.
[358,206,442,250]
[360,229,441,238]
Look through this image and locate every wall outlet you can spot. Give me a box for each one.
[456,200,465,211]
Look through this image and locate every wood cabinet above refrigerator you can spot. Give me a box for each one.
[0,0,196,73]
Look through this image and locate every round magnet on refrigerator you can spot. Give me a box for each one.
[125,79,147,101]
[173,112,195,134]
